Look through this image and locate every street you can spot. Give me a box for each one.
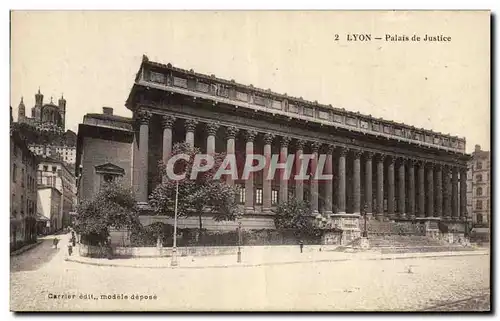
[10,235,490,311]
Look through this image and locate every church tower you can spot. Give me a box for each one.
[33,88,44,120]
[17,97,26,121]
[58,94,66,130]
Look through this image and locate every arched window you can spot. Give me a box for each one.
[476,161,483,170]
[476,187,483,196]
[476,174,483,182]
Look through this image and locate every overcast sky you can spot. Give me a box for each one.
[10,11,490,153]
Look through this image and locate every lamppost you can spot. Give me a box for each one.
[237,219,242,263]
[362,202,368,238]
[171,180,179,267]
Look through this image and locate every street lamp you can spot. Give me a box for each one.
[171,180,179,267]
[362,202,368,238]
[237,219,242,263]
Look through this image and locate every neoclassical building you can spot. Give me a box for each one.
[78,55,471,237]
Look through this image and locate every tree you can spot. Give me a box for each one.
[272,197,315,235]
[74,181,140,245]
[148,142,242,242]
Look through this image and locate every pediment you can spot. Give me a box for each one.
[95,162,125,175]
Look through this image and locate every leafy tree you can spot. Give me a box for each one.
[74,181,140,245]
[273,197,315,234]
[148,142,242,242]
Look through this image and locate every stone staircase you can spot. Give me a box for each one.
[340,219,475,253]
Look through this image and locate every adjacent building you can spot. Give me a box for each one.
[10,111,38,250]
[14,89,77,167]
[467,145,491,227]
[17,89,66,133]
[37,157,77,231]
[76,56,471,241]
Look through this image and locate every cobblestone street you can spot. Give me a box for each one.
[10,235,490,311]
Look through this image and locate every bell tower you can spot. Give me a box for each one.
[17,97,26,121]
[33,88,44,120]
[58,94,66,130]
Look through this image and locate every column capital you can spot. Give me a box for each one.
[245,129,258,142]
[365,151,374,160]
[311,141,321,153]
[408,158,418,166]
[353,149,363,159]
[161,115,176,129]
[295,139,306,150]
[226,126,239,139]
[434,163,443,171]
[206,123,220,136]
[337,146,348,157]
[377,153,386,162]
[135,109,152,125]
[184,119,198,132]
[263,133,275,145]
[326,144,335,155]
[397,157,408,165]
[427,162,435,169]
[280,136,291,148]
[388,156,396,165]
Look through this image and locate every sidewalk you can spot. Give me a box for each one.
[65,246,489,269]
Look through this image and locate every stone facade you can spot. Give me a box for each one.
[77,56,471,238]
[10,126,38,250]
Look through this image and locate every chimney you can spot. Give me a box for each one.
[475,144,481,153]
[102,107,113,115]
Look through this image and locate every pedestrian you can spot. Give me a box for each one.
[299,240,304,253]
[67,242,73,256]
[53,237,60,249]
[72,236,76,247]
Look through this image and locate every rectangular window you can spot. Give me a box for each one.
[255,188,263,205]
[271,190,278,205]
[476,161,483,170]
[52,166,57,173]
[476,200,483,210]
[238,186,245,204]
[43,165,48,172]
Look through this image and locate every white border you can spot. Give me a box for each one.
[2,1,497,320]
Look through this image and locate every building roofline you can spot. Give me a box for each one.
[129,55,467,144]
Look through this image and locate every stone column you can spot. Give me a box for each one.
[427,163,434,217]
[225,126,239,186]
[244,130,257,213]
[337,146,347,214]
[206,123,219,155]
[365,152,373,216]
[387,157,395,219]
[398,158,406,218]
[353,150,362,214]
[452,166,459,219]
[460,166,467,219]
[310,142,321,215]
[295,139,305,201]
[161,115,175,183]
[262,133,274,213]
[434,164,443,218]
[408,159,416,219]
[136,109,151,204]
[185,119,198,148]
[418,161,426,218]
[443,165,452,220]
[376,154,385,219]
[324,145,334,215]
[279,136,291,203]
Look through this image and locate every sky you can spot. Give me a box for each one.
[10,11,490,153]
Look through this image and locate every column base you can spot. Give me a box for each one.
[244,207,255,214]
[398,213,407,219]
[323,210,333,216]
[262,208,272,214]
